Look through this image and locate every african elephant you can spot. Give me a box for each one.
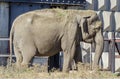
[9,9,103,72]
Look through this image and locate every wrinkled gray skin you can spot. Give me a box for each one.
[10,9,103,72]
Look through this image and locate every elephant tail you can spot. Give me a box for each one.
[9,25,14,65]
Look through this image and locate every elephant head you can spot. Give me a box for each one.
[77,13,102,42]
[76,13,104,70]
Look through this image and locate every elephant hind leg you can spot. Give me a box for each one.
[21,45,36,67]
[14,46,23,68]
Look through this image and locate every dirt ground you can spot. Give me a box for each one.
[0,63,120,78]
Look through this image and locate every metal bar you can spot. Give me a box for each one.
[115,55,120,58]
[12,2,85,6]
[0,38,9,41]
[1,0,85,3]
[104,38,120,55]
[0,0,85,6]
[0,55,15,57]
[104,38,120,42]
[34,56,48,58]
[115,39,120,42]
[0,55,48,58]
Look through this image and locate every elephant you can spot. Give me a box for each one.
[9,9,103,72]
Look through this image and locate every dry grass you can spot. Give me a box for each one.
[0,63,120,78]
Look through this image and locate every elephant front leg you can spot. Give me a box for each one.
[62,41,76,72]
[93,29,104,70]
[62,51,71,72]
[61,21,78,72]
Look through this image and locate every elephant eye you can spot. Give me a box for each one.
[77,23,80,27]
[91,22,96,25]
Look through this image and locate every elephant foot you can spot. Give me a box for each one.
[70,59,77,70]
[88,70,97,74]
[15,62,22,69]
[16,63,20,67]
[62,67,70,73]
[92,65,100,71]
[62,70,69,73]
[21,62,29,68]
[69,70,77,73]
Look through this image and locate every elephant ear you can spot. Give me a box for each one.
[87,13,102,29]
[80,17,89,33]
[78,16,90,40]
[76,15,89,33]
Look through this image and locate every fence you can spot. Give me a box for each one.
[85,0,120,73]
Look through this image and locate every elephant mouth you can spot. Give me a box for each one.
[89,20,102,28]
[89,20,102,33]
